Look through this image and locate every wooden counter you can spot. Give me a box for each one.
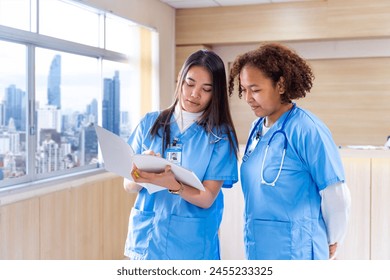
[338,148,390,260]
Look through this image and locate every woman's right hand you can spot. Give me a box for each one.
[329,243,338,260]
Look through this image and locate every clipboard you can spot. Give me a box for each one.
[94,125,205,193]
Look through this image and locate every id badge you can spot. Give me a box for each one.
[243,131,261,162]
[166,144,182,166]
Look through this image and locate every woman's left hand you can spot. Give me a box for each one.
[132,165,223,209]
[132,165,178,189]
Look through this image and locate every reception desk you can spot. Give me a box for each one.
[220,147,390,260]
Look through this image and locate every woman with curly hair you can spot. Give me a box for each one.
[228,43,351,260]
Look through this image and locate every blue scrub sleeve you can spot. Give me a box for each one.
[127,112,159,154]
[299,116,345,191]
[127,122,143,154]
[202,134,238,188]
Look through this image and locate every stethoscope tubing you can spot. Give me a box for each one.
[244,103,296,186]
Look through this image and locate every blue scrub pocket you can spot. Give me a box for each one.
[252,219,292,260]
[125,207,155,258]
[166,215,206,260]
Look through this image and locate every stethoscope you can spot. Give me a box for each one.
[243,103,296,187]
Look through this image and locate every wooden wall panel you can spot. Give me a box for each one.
[176,1,328,45]
[102,177,137,260]
[0,173,135,260]
[40,189,75,259]
[73,182,103,260]
[176,0,390,45]
[297,58,390,146]
[229,57,390,146]
[175,0,390,147]
[228,88,256,145]
[337,157,371,260]
[328,0,390,38]
[371,158,390,259]
[175,45,211,82]
[140,26,153,115]
[0,198,40,259]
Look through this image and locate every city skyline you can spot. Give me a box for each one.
[0,52,131,180]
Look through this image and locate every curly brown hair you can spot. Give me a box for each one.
[228,43,314,103]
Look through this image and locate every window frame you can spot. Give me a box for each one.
[0,0,150,191]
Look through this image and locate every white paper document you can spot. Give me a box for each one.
[94,125,204,193]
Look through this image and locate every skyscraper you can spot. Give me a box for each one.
[37,105,62,137]
[86,98,98,124]
[47,54,61,109]
[5,85,26,131]
[79,123,98,166]
[102,71,120,135]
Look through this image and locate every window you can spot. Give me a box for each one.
[39,0,100,47]
[34,49,102,177]
[0,0,157,188]
[0,41,28,181]
[0,0,35,31]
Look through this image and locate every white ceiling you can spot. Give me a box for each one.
[159,0,316,9]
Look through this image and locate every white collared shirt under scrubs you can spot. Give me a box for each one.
[241,104,345,260]
[124,111,238,260]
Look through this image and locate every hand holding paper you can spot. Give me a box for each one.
[95,125,205,194]
[131,164,184,194]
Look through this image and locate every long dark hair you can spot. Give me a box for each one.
[150,49,238,157]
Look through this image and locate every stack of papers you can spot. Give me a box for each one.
[94,125,204,193]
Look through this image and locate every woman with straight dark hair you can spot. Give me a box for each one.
[123,49,239,260]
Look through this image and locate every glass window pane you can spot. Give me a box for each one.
[35,48,100,175]
[0,0,156,187]
[0,41,28,181]
[102,60,138,140]
[0,0,33,31]
[39,0,100,47]
[105,15,138,54]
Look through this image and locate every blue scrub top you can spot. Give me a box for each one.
[241,105,345,260]
[124,111,238,260]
